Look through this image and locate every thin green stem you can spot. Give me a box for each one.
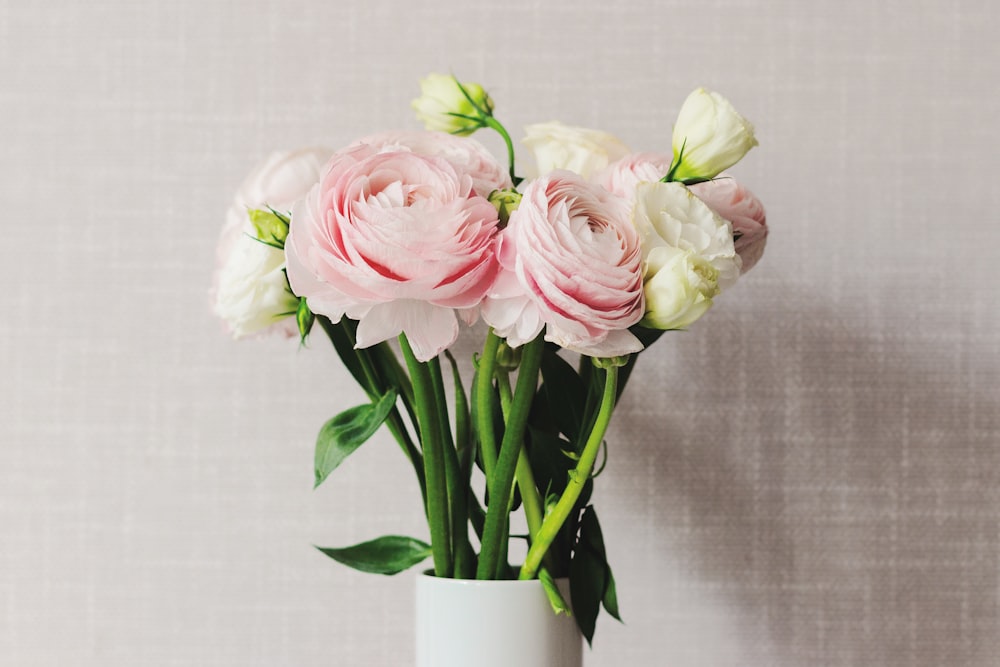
[429,357,472,579]
[399,335,453,577]
[476,335,545,580]
[496,370,544,542]
[475,331,502,480]
[519,365,619,581]
[371,342,418,424]
[515,449,544,540]
[484,116,522,187]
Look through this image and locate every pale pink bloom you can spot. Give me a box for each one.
[213,148,330,339]
[595,152,673,200]
[285,143,502,361]
[346,131,512,198]
[689,176,768,273]
[481,171,645,357]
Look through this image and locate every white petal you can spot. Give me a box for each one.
[548,327,644,358]
[356,301,459,361]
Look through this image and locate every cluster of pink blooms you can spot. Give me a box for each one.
[214,91,767,364]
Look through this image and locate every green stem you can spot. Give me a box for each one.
[496,370,544,542]
[476,335,544,580]
[429,357,472,579]
[519,365,619,581]
[515,450,544,540]
[399,336,452,577]
[475,331,503,480]
[484,116,522,187]
[371,342,418,427]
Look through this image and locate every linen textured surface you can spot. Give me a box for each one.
[2,1,999,665]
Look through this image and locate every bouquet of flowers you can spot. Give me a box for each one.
[212,73,766,643]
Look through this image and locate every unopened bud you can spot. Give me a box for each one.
[488,188,522,228]
[296,297,315,343]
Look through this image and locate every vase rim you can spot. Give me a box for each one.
[418,570,568,586]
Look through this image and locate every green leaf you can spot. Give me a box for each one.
[539,348,589,444]
[569,505,621,645]
[316,535,431,575]
[525,427,575,495]
[248,208,289,246]
[314,389,397,489]
[603,564,621,622]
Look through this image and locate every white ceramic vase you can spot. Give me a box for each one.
[415,573,583,667]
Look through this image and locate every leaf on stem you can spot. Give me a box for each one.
[314,389,398,489]
[316,535,431,575]
[539,348,589,444]
[569,505,621,645]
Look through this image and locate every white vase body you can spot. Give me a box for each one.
[415,574,583,667]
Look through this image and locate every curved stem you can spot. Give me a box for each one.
[484,116,522,187]
[519,365,619,581]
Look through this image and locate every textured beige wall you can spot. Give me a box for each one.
[3,1,999,665]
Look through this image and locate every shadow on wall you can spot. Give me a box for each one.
[613,291,1000,666]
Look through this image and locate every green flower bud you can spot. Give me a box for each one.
[296,297,314,343]
[412,73,494,136]
[495,340,522,370]
[669,88,757,182]
[592,355,631,369]
[487,188,522,228]
[248,208,290,247]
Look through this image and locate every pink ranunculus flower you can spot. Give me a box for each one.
[689,175,768,273]
[346,131,512,199]
[481,171,645,357]
[213,147,331,339]
[285,143,503,361]
[595,152,673,201]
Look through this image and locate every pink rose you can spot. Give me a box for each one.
[481,171,645,357]
[595,152,673,200]
[213,148,330,339]
[347,131,512,198]
[285,142,502,361]
[689,176,768,273]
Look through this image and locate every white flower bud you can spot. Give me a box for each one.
[670,88,757,181]
[411,73,493,136]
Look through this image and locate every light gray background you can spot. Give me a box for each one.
[3,1,999,665]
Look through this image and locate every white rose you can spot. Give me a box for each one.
[641,246,719,330]
[212,148,330,339]
[522,121,630,179]
[632,181,741,330]
[213,231,300,338]
[232,148,331,213]
[671,88,757,182]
